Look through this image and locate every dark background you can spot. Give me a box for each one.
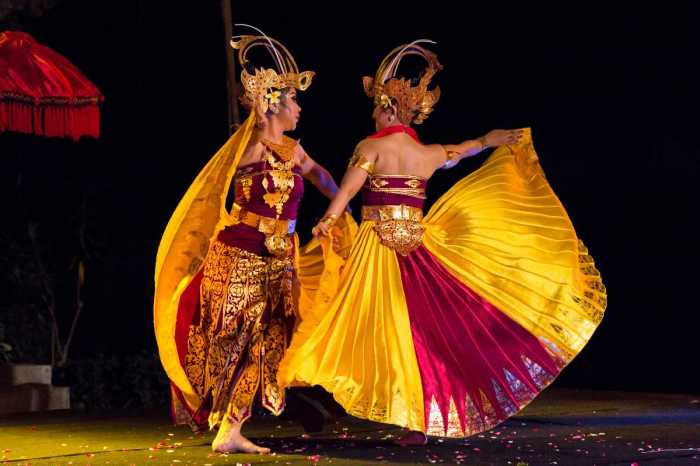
[1,1,697,395]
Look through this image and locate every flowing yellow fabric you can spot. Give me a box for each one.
[279,127,606,434]
[422,128,606,360]
[278,222,425,432]
[296,212,358,316]
[154,114,255,413]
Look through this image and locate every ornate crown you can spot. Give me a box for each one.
[363,40,443,125]
[230,33,315,115]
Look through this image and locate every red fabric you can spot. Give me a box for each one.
[362,176,427,208]
[368,124,420,142]
[362,189,425,208]
[172,268,210,428]
[217,223,269,257]
[0,31,103,139]
[175,268,203,368]
[397,245,562,433]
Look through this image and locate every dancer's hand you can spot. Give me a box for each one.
[481,129,525,148]
[312,221,330,237]
[312,214,337,237]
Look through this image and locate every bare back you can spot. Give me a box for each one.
[359,133,445,179]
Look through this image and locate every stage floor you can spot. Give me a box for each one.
[1,388,699,465]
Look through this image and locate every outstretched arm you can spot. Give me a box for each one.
[298,148,339,200]
[439,129,525,169]
[312,143,376,237]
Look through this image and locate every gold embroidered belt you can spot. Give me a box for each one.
[361,204,424,222]
[232,208,297,235]
[231,208,296,257]
[362,205,425,256]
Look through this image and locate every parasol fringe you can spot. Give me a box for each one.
[0,100,100,140]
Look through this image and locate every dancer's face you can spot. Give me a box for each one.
[271,88,301,131]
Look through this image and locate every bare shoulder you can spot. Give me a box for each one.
[421,143,448,164]
[239,140,263,165]
[355,137,382,155]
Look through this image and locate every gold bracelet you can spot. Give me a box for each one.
[320,213,338,227]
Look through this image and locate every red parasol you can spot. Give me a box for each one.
[0,30,103,140]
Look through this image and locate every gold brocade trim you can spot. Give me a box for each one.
[237,175,253,202]
[370,178,388,189]
[230,207,295,257]
[404,178,422,189]
[232,207,297,236]
[331,383,422,434]
[370,173,427,181]
[363,205,425,256]
[348,151,375,174]
[366,174,427,199]
[237,169,303,180]
[373,220,425,256]
[184,242,295,429]
[361,204,424,222]
[575,239,606,324]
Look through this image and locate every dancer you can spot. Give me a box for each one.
[278,41,607,444]
[154,31,352,453]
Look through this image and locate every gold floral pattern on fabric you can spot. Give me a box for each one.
[333,384,420,432]
[261,321,287,415]
[230,139,301,257]
[183,241,295,429]
[366,174,426,199]
[237,175,253,202]
[258,138,296,218]
[362,205,425,256]
[370,178,389,189]
[404,178,422,189]
[373,220,425,256]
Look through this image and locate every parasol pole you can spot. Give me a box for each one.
[221,0,240,133]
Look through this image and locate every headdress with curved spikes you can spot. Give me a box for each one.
[230,25,314,115]
[363,40,442,125]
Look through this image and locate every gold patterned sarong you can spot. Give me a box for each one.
[184,241,295,427]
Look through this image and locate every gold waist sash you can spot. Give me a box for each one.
[232,207,297,236]
[361,204,424,223]
[230,207,296,256]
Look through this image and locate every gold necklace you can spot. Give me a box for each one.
[258,138,297,217]
[260,135,297,162]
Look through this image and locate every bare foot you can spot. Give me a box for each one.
[212,429,270,454]
[394,430,427,447]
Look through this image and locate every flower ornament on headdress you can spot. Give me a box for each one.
[363,39,443,125]
[378,93,394,109]
[265,90,282,105]
[230,25,315,118]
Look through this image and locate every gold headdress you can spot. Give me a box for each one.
[363,40,443,125]
[230,27,314,116]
